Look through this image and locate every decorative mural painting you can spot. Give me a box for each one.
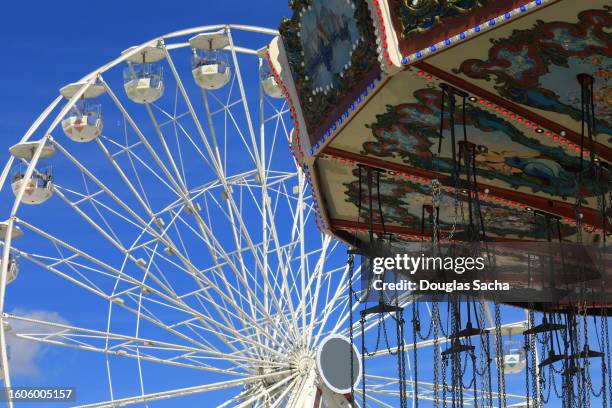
[299,0,361,92]
[342,169,577,239]
[455,7,612,140]
[361,87,608,199]
[279,0,379,142]
[393,0,490,39]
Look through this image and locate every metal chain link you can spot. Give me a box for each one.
[433,302,441,408]
[494,302,507,407]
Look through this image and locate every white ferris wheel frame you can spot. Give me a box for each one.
[0,23,531,408]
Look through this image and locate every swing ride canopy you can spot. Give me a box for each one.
[270,0,611,246]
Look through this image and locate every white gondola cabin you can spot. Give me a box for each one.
[0,222,24,242]
[190,31,231,90]
[9,141,56,205]
[123,45,165,104]
[257,48,283,98]
[0,254,19,285]
[502,339,527,374]
[0,221,23,284]
[60,83,106,143]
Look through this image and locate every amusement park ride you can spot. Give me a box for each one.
[0,0,609,406]
[268,0,611,406]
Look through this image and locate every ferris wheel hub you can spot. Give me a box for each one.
[294,354,314,374]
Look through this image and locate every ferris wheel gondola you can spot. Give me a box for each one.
[9,141,55,205]
[0,222,21,285]
[122,45,166,104]
[257,47,283,98]
[189,31,231,90]
[60,82,105,142]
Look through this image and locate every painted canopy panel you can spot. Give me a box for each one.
[327,69,605,210]
[317,157,590,241]
[388,0,532,56]
[281,0,611,244]
[425,0,611,140]
[278,0,380,146]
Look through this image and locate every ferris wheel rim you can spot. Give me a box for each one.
[3,24,278,147]
[0,22,356,407]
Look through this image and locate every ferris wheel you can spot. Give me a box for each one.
[0,24,535,408]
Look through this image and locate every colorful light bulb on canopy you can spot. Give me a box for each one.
[274,0,611,247]
[258,46,283,98]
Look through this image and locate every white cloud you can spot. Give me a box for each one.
[5,308,69,379]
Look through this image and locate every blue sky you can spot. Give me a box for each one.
[0,1,289,155]
[0,2,293,406]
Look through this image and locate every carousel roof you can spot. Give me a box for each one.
[273,0,611,244]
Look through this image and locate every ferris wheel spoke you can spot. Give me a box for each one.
[160,41,239,179]
[147,101,216,184]
[97,76,190,199]
[313,268,353,346]
[190,215,300,346]
[143,104,191,190]
[160,50,306,342]
[262,105,288,175]
[9,331,239,377]
[215,187,299,338]
[137,289,282,357]
[21,268,212,354]
[16,215,183,307]
[73,369,296,408]
[37,150,295,351]
[137,167,296,346]
[269,377,302,408]
[101,134,180,200]
[139,282,289,359]
[316,297,349,346]
[302,235,330,346]
[200,82,258,172]
[233,373,299,408]
[227,28,267,168]
[54,185,146,244]
[12,221,285,356]
[217,190,269,333]
[4,312,255,369]
[49,139,175,243]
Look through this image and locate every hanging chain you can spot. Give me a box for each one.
[604,308,612,407]
[361,315,367,408]
[348,253,356,405]
[442,354,448,408]
[529,309,541,408]
[430,179,460,242]
[433,302,441,407]
[494,302,507,407]
[412,303,419,407]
